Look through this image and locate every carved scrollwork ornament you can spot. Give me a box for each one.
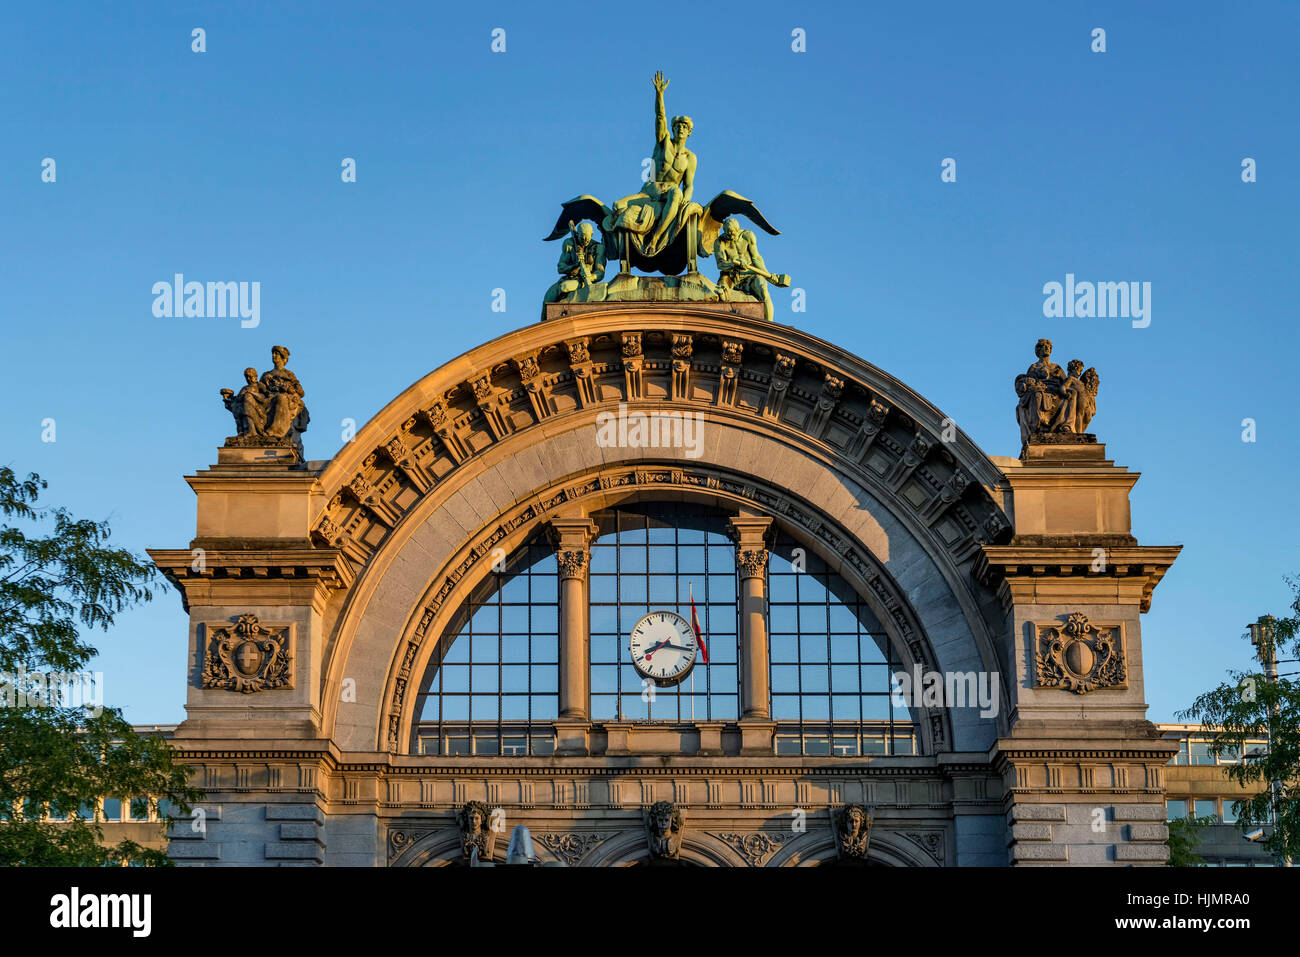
[202,614,292,693]
[1035,612,1127,693]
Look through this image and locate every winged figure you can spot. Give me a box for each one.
[544,72,780,277]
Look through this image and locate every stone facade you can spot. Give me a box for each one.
[149,304,1180,865]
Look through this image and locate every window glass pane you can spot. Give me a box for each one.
[804,735,831,756]
[648,575,676,603]
[500,697,529,721]
[770,605,797,633]
[799,636,828,663]
[530,576,557,605]
[621,576,647,603]
[768,574,797,603]
[102,798,122,821]
[862,694,891,720]
[530,666,558,693]
[500,605,529,634]
[440,664,468,692]
[590,545,616,574]
[1166,799,1188,821]
[471,665,498,693]
[800,665,828,692]
[832,695,859,721]
[1195,799,1219,821]
[591,665,619,694]
[771,637,799,662]
[677,546,706,574]
[501,665,529,692]
[1222,801,1239,824]
[590,575,617,603]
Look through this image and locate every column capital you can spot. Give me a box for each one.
[557,549,589,581]
[736,547,769,581]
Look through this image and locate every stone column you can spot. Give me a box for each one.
[730,515,774,753]
[549,517,597,755]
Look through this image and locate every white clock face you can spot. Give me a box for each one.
[629,610,698,687]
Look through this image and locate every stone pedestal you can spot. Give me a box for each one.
[979,441,1181,865]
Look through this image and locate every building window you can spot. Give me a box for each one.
[767,532,916,756]
[413,537,559,755]
[589,504,739,722]
[1166,798,1188,821]
[101,797,122,822]
[1194,799,1219,822]
[1189,740,1215,765]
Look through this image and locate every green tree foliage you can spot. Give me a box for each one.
[0,467,201,865]
[1179,579,1300,864]
[1165,815,1215,867]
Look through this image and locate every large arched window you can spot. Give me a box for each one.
[413,539,560,756]
[588,504,740,722]
[767,533,917,756]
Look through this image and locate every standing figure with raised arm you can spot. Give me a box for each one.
[607,71,698,268]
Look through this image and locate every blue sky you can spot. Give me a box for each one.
[2,1,1297,724]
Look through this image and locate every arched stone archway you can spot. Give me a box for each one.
[300,312,1013,755]
[152,306,1181,867]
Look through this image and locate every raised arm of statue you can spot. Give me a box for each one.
[653,71,669,146]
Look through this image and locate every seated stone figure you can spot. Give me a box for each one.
[221,345,311,460]
[1050,358,1100,434]
[544,222,606,303]
[1015,340,1099,446]
[221,367,268,437]
[714,216,790,322]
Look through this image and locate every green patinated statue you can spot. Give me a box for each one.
[606,71,698,268]
[544,72,788,297]
[544,221,606,303]
[714,216,790,322]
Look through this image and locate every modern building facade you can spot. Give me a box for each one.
[148,303,1187,865]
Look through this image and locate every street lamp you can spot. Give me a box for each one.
[1246,614,1291,867]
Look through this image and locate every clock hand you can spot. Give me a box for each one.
[643,638,670,660]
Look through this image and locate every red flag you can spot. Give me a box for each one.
[690,584,709,664]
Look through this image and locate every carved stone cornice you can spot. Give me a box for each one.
[975,545,1182,612]
[149,546,349,612]
[302,313,1010,598]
